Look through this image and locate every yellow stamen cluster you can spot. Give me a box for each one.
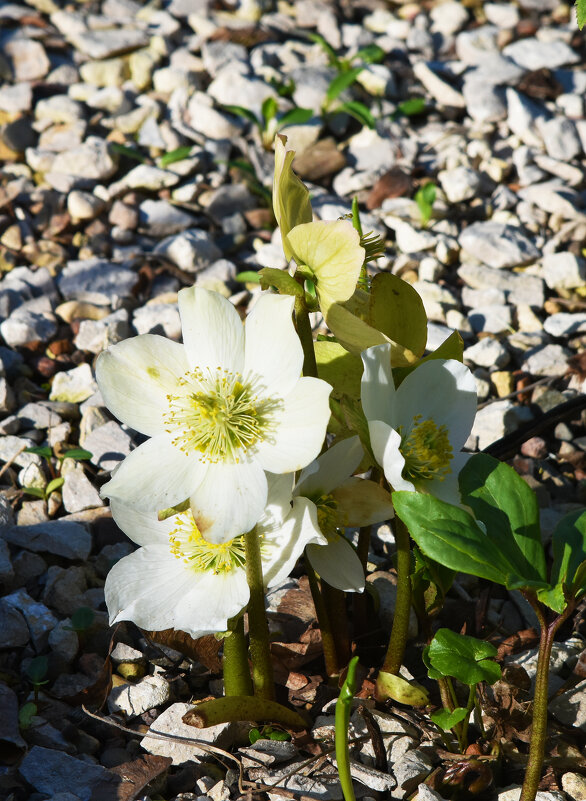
[164,368,281,462]
[401,415,453,482]
[168,512,246,574]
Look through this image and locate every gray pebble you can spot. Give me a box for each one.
[464,337,510,368]
[138,200,199,237]
[83,421,133,472]
[62,463,103,514]
[460,221,540,269]
[522,344,571,377]
[541,252,586,290]
[108,673,172,717]
[155,229,223,273]
[1,519,92,561]
[0,599,30,647]
[19,745,119,800]
[57,259,138,305]
[3,589,58,650]
[503,38,579,71]
[0,309,58,348]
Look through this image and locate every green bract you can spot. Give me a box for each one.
[425,629,501,686]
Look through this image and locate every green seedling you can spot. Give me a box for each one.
[394,97,427,118]
[18,701,37,730]
[159,145,195,167]
[248,725,291,744]
[25,655,49,704]
[414,182,436,227]
[393,452,586,801]
[222,98,313,148]
[335,656,360,801]
[23,446,93,501]
[67,606,95,633]
[424,629,501,752]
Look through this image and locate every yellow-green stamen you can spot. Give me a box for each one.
[168,511,246,573]
[401,415,453,482]
[164,368,282,462]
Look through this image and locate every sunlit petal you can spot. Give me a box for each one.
[361,344,395,427]
[178,286,244,374]
[262,497,325,587]
[332,477,394,527]
[306,534,365,592]
[296,435,363,497]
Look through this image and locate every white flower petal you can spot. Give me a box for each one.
[95,335,188,436]
[368,419,414,492]
[423,452,471,505]
[262,497,326,587]
[361,344,395,427]
[395,359,477,450]
[190,458,267,543]
[174,570,250,637]
[105,544,196,631]
[178,286,245,374]
[109,498,176,546]
[306,535,365,592]
[255,377,331,473]
[296,435,363,497]
[260,472,295,531]
[243,293,303,398]
[332,477,394,527]
[102,434,204,513]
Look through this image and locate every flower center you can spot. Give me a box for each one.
[314,493,339,534]
[168,511,246,573]
[400,415,453,482]
[164,368,282,462]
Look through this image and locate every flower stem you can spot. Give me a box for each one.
[185,695,310,729]
[322,582,350,666]
[294,294,318,378]
[460,683,477,752]
[307,563,340,678]
[222,615,253,697]
[244,527,274,701]
[381,518,412,674]
[353,525,372,643]
[519,595,574,801]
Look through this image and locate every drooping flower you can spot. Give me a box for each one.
[293,436,394,592]
[96,288,332,543]
[272,134,313,262]
[361,344,477,505]
[104,475,326,638]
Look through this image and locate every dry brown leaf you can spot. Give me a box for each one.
[496,629,538,660]
[366,167,413,210]
[107,754,172,801]
[143,630,222,672]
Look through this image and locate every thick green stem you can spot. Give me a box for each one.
[185,696,310,729]
[460,683,477,752]
[294,294,318,377]
[244,527,274,701]
[520,596,574,801]
[222,615,253,697]
[322,582,350,666]
[382,518,412,674]
[307,563,340,677]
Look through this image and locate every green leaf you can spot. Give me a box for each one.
[538,509,586,612]
[326,66,364,103]
[159,146,193,167]
[26,655,49,685]
[70,606,95,632]
[397,97,427,117]
[340,395,375,464]
[19,701,37,729]
[249,727,261,744]
[307,32,339,67]
[577,0,586,29]
[62,448,93,461]
[315,341,363,400]
[355,44,385,64]
[109,142,147,163]
[427,629,501,686]
[45,477,64,495]
[369,273,427,361]
[392,491,520,587]
[422,645,443,680]
[23,487,46,499]
[375,670,429,706]
[25,446,53,459]
[261,96,278,124]
[459,454,547,583]
[411,546,455,618]
[431,707,468,732]
[222,104,260,126]
[258,267,304,297]
[235,271,261,284]
[415,183,436,226]
[277,107,314,128]
[268,729,290,741]
[337,100,376,129]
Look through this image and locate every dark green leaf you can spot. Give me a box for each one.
[337,100,376,129]
[160,146,194,167]
[70,606,95,632]
[19,701,37,729]
[277,107,314,128]
[577,0,586,29]
[355,44,385,64]
[397,97,426,117]
[422,645,443,680]
[258,267,304,297]
[428,629,501,685]
[45,477,64,495]
[235,271,261,284]
[222,104,259,126]
[25,446,52,459]
[326,66,365,103]
[62,448,93,461]
[459,454,547,582]
[26,655,49,684]
[261,96,278,124]
[411,546,455,618]
[109,143,147,163]
[431,707,468,732]
[538,509,586,612]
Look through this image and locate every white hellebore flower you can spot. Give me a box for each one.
[96,288,332,543]
[294,436,394,592]
[105,475,326,638]
[361,344,477,505]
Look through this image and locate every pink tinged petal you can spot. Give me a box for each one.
[101,434,205,513]
[243,294,303,398]
[189,458,267,544]
[395,359,477,450]
[262,497,326,588]
[368,420,414,492]
[332,477,394,527]
[109,498,176,547]
[174,570,250,638]
[105,544,198,631]
[306,535,365,592]
[296,435,363,497]
[95,335,189,436]
[423,452,471,506]
[255,377,332,473]
[178,286,245,374]
[361,344,396,427]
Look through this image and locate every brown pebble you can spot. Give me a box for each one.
[521,436,548,459]
[35,356,59,378]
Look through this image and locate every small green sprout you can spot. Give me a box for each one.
[25,655,49,703]
[23,446,93,501]
[414,182,437,227]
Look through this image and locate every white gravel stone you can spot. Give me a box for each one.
[50,137,118,183]
[468,305,512,334]
[484,3,520,27]
[438,166,481,203]
[541,252,586,290]
[464,337,510,368]
[521,344,571,377]
[185,91,245,139]
[133,303,181,338]
[544,313,586,337]
[393,749,434,792]
[413,62,465,108]
[503,38,580,71]
[538,117,583,161]
[83,421,133,472]
[109,673,172,717]
[138,200,198,237]
[471,400,529,450]
[460,222,540,269]
[58,258,138,304]
[4,37,50,82]
[111,164,181,193]
[506,88,548,148]
[50,364,97,404]
[455,25,500,65]
[0,83,32,112]
[430,0,469,35]
[62,463,103,513]
[66,28,150,60]
[155,229,223,273]
[0,309,58,348]
[67,190,105,221]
